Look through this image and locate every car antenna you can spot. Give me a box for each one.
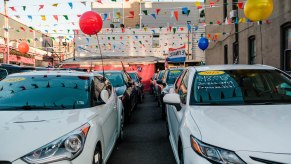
[121,61,126,72]
[96,34,106,82]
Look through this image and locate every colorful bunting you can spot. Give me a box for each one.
[9,7,16,12]
[39,5,44,11]
[142,10,148,15]
[151,13,156,19]
[52,3,58,7]
[22,6,26,11]
[156,8,161,15]
[53,15,59,22]
[68,2,73,9]
[63,15,69,20]
[81,2,87,6]
[28,15,32,20]
[103,13,108,21]
[41,15,46,21]
[174,10,179,21]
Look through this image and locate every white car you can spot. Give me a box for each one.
[164,65,291,164]
[0,71,124,164]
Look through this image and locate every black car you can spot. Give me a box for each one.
[157,68,183,119]
[128,71,144,103]
[94,70,138,123]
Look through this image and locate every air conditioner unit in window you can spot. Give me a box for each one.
[229,10,237,18]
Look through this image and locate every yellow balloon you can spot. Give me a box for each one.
[244,0,274,21]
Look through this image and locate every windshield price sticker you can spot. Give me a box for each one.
[199,71,225,76]
[2,77,26,83]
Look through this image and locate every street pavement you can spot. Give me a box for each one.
[107,93,176,164]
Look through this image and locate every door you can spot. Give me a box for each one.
[94,76,117,154]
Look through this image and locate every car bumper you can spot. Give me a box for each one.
[183,147,211,164]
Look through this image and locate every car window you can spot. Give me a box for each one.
[175,70,186,92]
[92,76,112,106]
[103,72,125,87]
[157,71,164,80]
[0,75,91,110]
[166,69,183,85]
[190,69,291,105]
[129,73,138,82]
[178,71,189,104]
[123,72,129,84]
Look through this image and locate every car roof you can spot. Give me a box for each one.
[8,70,94,77]
[190,64,276,72]
[94,70,124,73]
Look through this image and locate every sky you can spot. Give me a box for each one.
[0,0,204,38]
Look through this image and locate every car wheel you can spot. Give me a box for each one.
[93,145,102,164]
[178,141,184,164]
[118,109,124,143]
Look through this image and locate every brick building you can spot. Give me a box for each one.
[205,0,291,71]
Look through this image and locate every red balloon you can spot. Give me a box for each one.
[18,42,29,54]
[79,11,103,35]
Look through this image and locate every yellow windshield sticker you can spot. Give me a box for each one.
[2,77,26,83]
[171,70,182,73]
[199,71,225,76]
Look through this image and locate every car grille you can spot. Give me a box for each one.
[250,156,286,164]
[0,162,11,164]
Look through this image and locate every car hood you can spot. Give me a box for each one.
[190,105,291,154]
[0,108,99,161]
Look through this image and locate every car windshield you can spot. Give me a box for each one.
[157,71,164,80]
[0,69,7,80]
[129,73,138,82]
[190,69,291,105]
[166,69,183,85]
[103,72,125,87]
[0,75,90,110]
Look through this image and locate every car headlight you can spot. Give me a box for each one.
[190,135,246,164]
[22,123,90,164]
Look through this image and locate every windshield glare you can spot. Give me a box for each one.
[167,69,183,85]
[190,70,291,105]
[0,75,90,110]
[103,72,125,87]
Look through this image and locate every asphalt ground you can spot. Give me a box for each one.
[107,93,176,164]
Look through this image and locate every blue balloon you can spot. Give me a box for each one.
[198,37,209,51]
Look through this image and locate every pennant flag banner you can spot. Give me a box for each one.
[182,7,188,14]
[142,10,148,15]
[9,7,16,11]
[128,11,134,18]
[103,13,108,21]
[151,13,156,19]
[41,15,46,21]
[63,15,69,20]
[28,15,32,20]
[167,45,186,63]
[53,15,58,22]
[174,10,179,21]
[52,3,58,7]
[22,6,26,11]
[39,5,44,11]
[156,8,161,15]
[68,2,73,9]
[81,1,86,6]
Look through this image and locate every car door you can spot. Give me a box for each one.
[170,70,189,145]
[94,76,118,154]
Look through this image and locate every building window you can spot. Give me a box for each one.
[152,34,160,48]
[233,42,239,64]
[248,36,256,64]
[224,45,228,64]
[281,22,291,71]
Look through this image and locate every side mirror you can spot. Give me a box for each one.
[163,93,182,111]
[156,80,162,84]
[0,69,8,80]
[100,90,109,103]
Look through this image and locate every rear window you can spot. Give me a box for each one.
[129,73,138,82]
[104,72,125,87]
[166,69,183,85]
[0,75,91,110]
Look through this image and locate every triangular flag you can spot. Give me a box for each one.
[63,15,69,20]
[9,7,16,11]
[173,27,177,34]
[53,15,58,22]
[210,1,215,7]
[103,13,108,21]
[22,6,26,11]
[15,15,20,19]
[86,38,89,43]
[121,28,125,33]
[28,15,32,20]
[142,10,148,15]
[81,1,86,6]
[237,2,244,9]
[53,30,57,33]
[52,3,58,7]
[20,27,26,31]
[182,7,188,14]
[156,8,161,15]
[68,2,73,9]
[174,10,179,21]
[41,15,46,21]
[195,1,201,7]
[39,5,44,11]
[96,0,102,4]
[116,12,121,19]
[127,11,134,18]
[187,10,191,16]
[151,13,156,19]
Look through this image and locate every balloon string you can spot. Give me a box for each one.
[96,33,105,81]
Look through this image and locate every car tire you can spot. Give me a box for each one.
[93,144,102,164]
[118,109,125,143]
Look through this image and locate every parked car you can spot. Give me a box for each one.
[150,73,157,95]
[0,68,8,80]
[94,70,137,123]
[0,64,35,74]
[157,68,183,119]
[154,70,165,101]
[128,71,144,103]
[164,65,291,164]
[0,71,123,164]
